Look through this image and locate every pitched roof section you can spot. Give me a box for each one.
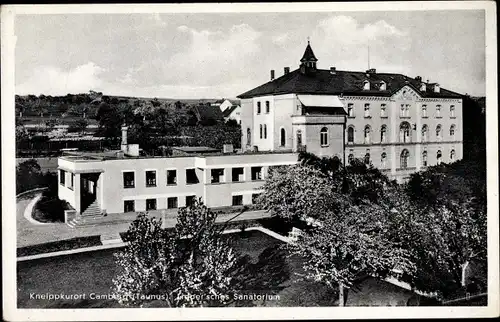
[193,105,224,122]
[222,105,239,117]
[237,69,462,99]
[301,42,318,62]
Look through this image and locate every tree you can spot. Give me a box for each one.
[113,199,239,307]
[96,102,121,144]
[16,159,42,193]
[68,118,88,134]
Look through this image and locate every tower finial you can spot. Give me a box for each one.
[307,36,310,45]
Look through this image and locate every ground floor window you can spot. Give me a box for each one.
[186,195,196,207]
[167,197,178,209]
[59,170,66,186]
[232,195,243,206]
[252,193,261,204]
[146,198,157,211]
[124,200,135,213]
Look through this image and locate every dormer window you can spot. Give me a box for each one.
[434,84,440,93]
[363,80,370,90]
[379,81,386,91]
[420,83,426,92]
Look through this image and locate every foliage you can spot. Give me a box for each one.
[68,118,88,133]
[181,125,241,149]
[113,199,239,307]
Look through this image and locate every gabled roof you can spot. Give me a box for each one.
[193,105,224,122]
[237,68,462,99]
[222,105,239,118]
[301,43,318,62]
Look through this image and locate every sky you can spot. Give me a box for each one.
[14,10,486,98]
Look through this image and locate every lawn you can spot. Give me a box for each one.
[17,230,337,308]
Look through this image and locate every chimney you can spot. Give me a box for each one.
[415,76,422,82]
[366,68,376,74]
[121,124,128,146]
[284,67,290,75]
[270,70,275,81]
[330,67,336,74]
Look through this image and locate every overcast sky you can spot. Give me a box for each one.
[14,10,485,98]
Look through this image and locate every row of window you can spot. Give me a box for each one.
[256,101,270,115]
[347,123,457,144]
[123,167,264,188]
[123,193,263,212]
[59,170,75,189]
[347,103,456,118]
[259,124,268,139]
[348,149,456,169]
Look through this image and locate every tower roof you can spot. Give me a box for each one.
[300,41,318,63]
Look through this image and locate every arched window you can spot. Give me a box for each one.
[421,124,428,142]
[280,128,286,146]
[380,125,387,143]
[436,104,442,117]
[450,125,456,139]
[422,150,428,167]
[348,153,354,165]
[450,105,456,118]
[380,104,387,117]
[437,150,442,164]
[400,122,411,143]
[436,125,442,140]
[364,125,371,144]
[320,127,329,146]
[347,103,354,117]
[450,149,456,162]
[347,126,355,144]
[296,130,302,146]
[400,149,410,169]
[246,128,251,146]
[422,105,428,117]
[364,152,370,165]
[364,104,371,117]
[259,124,263,139]
[363,80,370,90]
[381,152,387,168]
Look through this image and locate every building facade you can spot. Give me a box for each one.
[237,42,463,182]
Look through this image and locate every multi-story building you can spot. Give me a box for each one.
[238,41,463,182]
[58,42,463,219]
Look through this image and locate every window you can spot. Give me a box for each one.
[450,105,456,118]
[259,124,263,139]
[437,150,442,164]
[380,104,387,117]
[186,169,199,184]
[124,200,135,213]
[251,167,262,181]
[123,171,135,188]
[59,170,66,186]
[257,102,261,114]
[400,149,410,169]
[232,167,244,182]
[252,193,261,204]
[381,152,387,168]
[146,198,157,211]
[232,195,243,206]
[246,128,251,146]
[364,126,371,144]
[422,151,428,167]
[320,127,329,146]
[167,197,178,209]
[211,169,224,184]
[186,195,196,207]
[422,105,428,118]
[146,170,156,187]
[436,125,442,140]
[166,170,177,185]
[347,127,354,144]
[264,124,267,139]
[400,104,410,117]
[363,80,370,90]
[364,152,370,165]
[69,173,74,190]
[380,125,387,143]
[450,125,456,139]
[436,104,441,117]
[379,81,386,91]
[296,130,303,146]
[265,101,270,114]
[280,128,286,146]
[450,149,456,162]
[399,122,411,143]
[348,153,354,165]
[421,125,428,142]
[347,103,354,117]
[364,104,371,117]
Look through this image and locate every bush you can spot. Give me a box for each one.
[34,197,70,222]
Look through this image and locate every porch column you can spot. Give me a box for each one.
[74,173,81,213]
